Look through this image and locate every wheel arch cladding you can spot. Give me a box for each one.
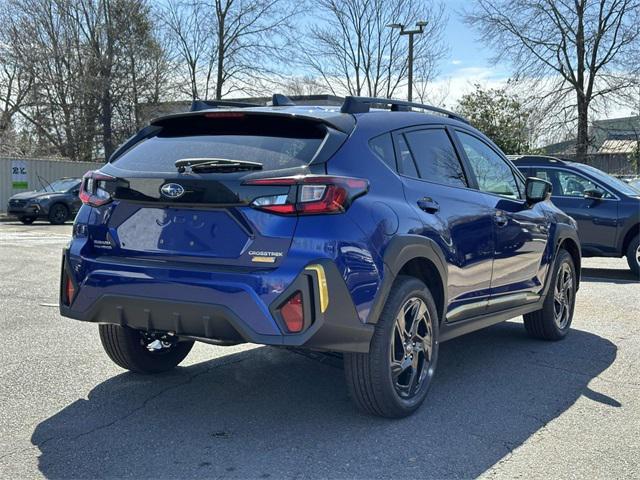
[621,223,639,255]
[558,235,581,289]
[397,258,445,323]
[367,235,448,325]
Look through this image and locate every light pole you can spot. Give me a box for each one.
[388,21,428,102]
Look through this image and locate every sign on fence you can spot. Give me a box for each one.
[11,159,28,189]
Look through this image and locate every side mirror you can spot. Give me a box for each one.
[526,177,552,205]
[583,189,603,200]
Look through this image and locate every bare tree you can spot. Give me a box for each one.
[299,0,446,99]
[2,0,168,160]
[284,75,327,96]
[158,0,216,100]
[158,0,299,100]
[465,0,640,162]
[0,38,33,153]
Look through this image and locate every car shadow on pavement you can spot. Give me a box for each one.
[31,321,617,479]
[581,267,639,283]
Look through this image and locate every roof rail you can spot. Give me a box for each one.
[268,93,296,106]
[340,96,468,123]
[190,99,261,111]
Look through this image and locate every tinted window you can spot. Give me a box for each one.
[396,135,419,177]
[404,129,467,187]
[578,164,638,196]
[369,133,397,171]
[112,115,325,173]
[38,179,80,193]
[556,169,613,198]
[458,132,520,199]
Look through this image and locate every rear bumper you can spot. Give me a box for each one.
[59,252,374,353]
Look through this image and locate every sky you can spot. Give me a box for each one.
[426,0,512,108]
[432,1,633,120]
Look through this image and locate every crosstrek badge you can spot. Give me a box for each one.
[248,250,283,263]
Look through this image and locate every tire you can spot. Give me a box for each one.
[523,249,576,341]
[48,203,69,225]
[99,324,194,374]
[19,216,36,225]
[625,234,640,277]
[344,276,439,418]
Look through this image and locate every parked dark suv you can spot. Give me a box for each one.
[512,155,640,276]
[7,177,82,224]
[60,96,581,417]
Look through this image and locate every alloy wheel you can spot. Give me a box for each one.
[390,297,434,398]
[53,206,67,223]
[553,262,574,329]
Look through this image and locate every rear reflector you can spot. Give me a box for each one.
[280,291,304,333]
[65,276,75,305]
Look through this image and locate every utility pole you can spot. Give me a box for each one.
[388,21,427,102]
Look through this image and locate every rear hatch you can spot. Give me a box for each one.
[83,110,351,268]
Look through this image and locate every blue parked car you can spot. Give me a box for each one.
[60,96,581,417]
[511,155,640,276]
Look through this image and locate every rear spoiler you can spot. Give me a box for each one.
[150,109,355,135]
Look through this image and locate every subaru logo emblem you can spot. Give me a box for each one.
[160,183,185,199]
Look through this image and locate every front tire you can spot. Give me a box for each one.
[625,234,639,277]
[99,325,194,374]
[523,249,576,340]
[344,276,439,418]
[48,203,69,225]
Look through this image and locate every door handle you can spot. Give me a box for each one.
[417,197,439,213]
[494,210,509,227]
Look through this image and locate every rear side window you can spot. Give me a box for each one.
[404,129,467,187]
[369,133,397,171]
[112,114,326,173]
[396,135,419,177]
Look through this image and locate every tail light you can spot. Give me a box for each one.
[79,170,116,207]
[280,291,304,332]
[244,175,368,215]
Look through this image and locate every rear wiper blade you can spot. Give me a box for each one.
[175,157,263,172]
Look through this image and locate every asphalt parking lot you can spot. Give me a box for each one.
[1,221,638,479]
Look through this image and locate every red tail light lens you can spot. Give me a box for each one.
[65,275,75,305]
[280,291,304,333]
[244,175,368,215]
[79,170,116,207]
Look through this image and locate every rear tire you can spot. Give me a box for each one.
[19,216,35,225]
[99,324,194,374]
[344,276,439,418]
[48,203,69,225]
[49,203,69,225]
[523,249,576,341]
[625,234,639,277]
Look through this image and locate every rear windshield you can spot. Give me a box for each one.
[112,114,326,173]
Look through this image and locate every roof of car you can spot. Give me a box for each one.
[151,104,470,136]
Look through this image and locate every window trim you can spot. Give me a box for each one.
[526,165,620,201]
[390,125,471,189]
[452,127,526,201]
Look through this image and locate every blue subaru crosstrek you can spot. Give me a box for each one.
[511,155,640,276]
[60,95,581,417]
